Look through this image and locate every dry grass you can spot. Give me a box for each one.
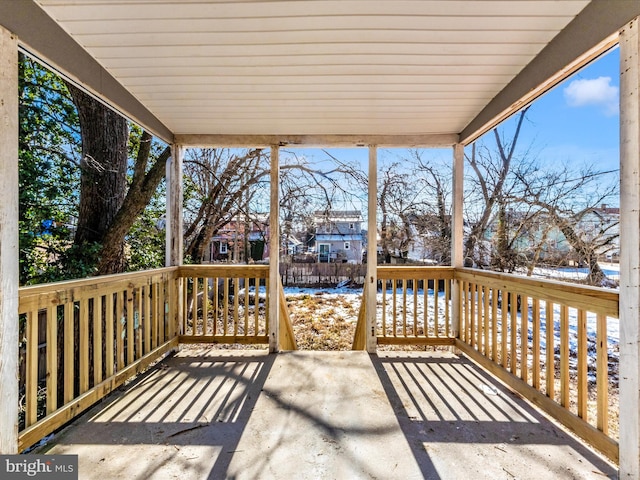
[287,292,358,350]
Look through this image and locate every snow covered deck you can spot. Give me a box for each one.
[38,348,615,479]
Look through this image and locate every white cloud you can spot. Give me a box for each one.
[563,76,619,116]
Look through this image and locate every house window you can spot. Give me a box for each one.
[349,223,354,230]
[220,242,228,254]
[344,242,350,250]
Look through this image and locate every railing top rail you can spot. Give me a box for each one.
[19,267,178,311]
[455,267,619,318]
[377,265,454,280]
[177,264,270,278]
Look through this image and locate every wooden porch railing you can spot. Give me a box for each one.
[352,266,456,349]
[18,268,179,451]
[179,265,270,345]
[366,265,619,461]
[376,266,455,346]
[177,264,296,350]
[17,264,617,461]
[454,268,619,462]
[17,264,297,452]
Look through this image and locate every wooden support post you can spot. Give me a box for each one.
[166,144,183,341]
[0,25,18,453]
[451,143,464,338]
[268,146,280,353]
[166,144,184,267]
[619,16,640,479]
[366,146,378,353]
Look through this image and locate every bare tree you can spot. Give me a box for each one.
[511,164,619,285]
[412,151,453,264]
[182,148,366,263]
[464,107,530,267]
[374,151,453,264]
[183,148,268,262]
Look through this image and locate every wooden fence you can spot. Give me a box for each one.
[280,262,366,286]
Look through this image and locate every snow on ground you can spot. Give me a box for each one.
[525,263,620,282]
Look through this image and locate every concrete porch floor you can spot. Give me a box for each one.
[39,348,616,479]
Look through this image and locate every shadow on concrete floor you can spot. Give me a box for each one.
[371,351,617,479]
[39,348,617,479]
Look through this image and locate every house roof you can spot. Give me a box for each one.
[316,234,363,243]
[2,2,638,147]
[314,210,363,222]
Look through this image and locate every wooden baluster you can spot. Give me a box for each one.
[105,293,115,378]
[510,292,517,374]
[546,301,555,401]
[402,279,407,338]
[424,279,429,338]
[596,313,609,434]
[244,277,250,336]
[501,290,508,369]
[382,279,387,337]
[79,299,89,393]
[203,277,209,336]
[64,302,74,403]
[46,306,57,415]
[470,283,476,349]
[521,295,528,384]
[413,279,418,337]
[94,296,103,385]
[560,305,569,408]
[26,310,38,426]
[577,309,587,419]
[491,288,498,362]
[532,298,540,390]
[483,285,490,357]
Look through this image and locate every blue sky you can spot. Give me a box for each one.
[507,46,620,174]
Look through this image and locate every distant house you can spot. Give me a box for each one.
[284,235,303,255]
[313,210,363,263]
[206,216,269,263]
[481,203,620,266]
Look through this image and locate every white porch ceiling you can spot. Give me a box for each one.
[15,1,635,145]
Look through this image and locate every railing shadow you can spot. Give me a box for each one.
[43,350,441,479]
[370,352,617,479]
[42,347,274,479]
[42,348,617,479]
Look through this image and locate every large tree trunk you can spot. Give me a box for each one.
[67,83,128,272]
[96,132,170,274]
[67,84,170,275]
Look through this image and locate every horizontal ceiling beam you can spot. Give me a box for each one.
[174,133,459,148]
[0,1,174,144]
[460,0,640,145]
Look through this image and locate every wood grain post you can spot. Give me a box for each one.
[619,16,640,479]
[166,144,184,267]
[268,146,280,353]
[0,25,18,453]
[166,144,183,341]
[451,143,464,338]
[366,146,378,353]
